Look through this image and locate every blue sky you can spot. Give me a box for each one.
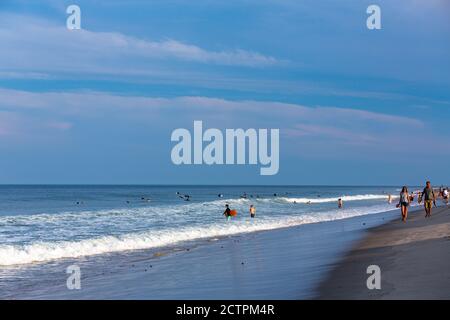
[0,0,449,185]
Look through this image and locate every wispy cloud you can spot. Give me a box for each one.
[0,109,72,143]
[0,13,278,79]
[46,121,73,131]
[284,124,378,146]
[315,106,424,128]
[0,88,429,152]
[0,88,423,126]
[0,71,52,80]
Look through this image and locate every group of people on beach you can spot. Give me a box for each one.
[397,181,449,222]
[220,181,449,223]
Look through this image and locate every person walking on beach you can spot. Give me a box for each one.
[398,186,411,222]
[422,181,436,218]
[249,205,256,218]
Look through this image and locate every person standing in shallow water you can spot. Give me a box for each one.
[249,205,256,218]
[398,186,411,222]
[338,198,343,209]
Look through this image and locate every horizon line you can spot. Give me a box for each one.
[0,183,429,187]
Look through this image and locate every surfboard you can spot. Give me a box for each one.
[230,209,237,217]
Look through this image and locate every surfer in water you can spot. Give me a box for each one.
[224,204,231,221]
[176,192,191,201]
[338,198,343,209]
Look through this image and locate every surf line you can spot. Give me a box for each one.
[171,120,279,175]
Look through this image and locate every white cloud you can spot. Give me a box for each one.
[284,124,378,146]
[0,13,278,78]
[0,88,423,125]
[0,88,427,151]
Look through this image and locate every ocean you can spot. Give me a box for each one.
[0,185,408,267]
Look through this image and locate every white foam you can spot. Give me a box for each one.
[0,203,399,266]
[278,194,392,204]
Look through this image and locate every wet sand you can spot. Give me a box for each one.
[318,205,450,299]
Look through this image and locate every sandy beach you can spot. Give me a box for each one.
[318,205,450,299]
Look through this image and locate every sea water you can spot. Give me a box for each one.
[0,185,410,267]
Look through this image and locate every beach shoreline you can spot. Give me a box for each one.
[3,201,449,300]
[2,208,398,299]
[317,204,450,299]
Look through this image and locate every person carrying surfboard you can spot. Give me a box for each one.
[224,204,231,221]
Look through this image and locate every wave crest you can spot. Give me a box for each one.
[278,194,392,204]
[0,203,399,266]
